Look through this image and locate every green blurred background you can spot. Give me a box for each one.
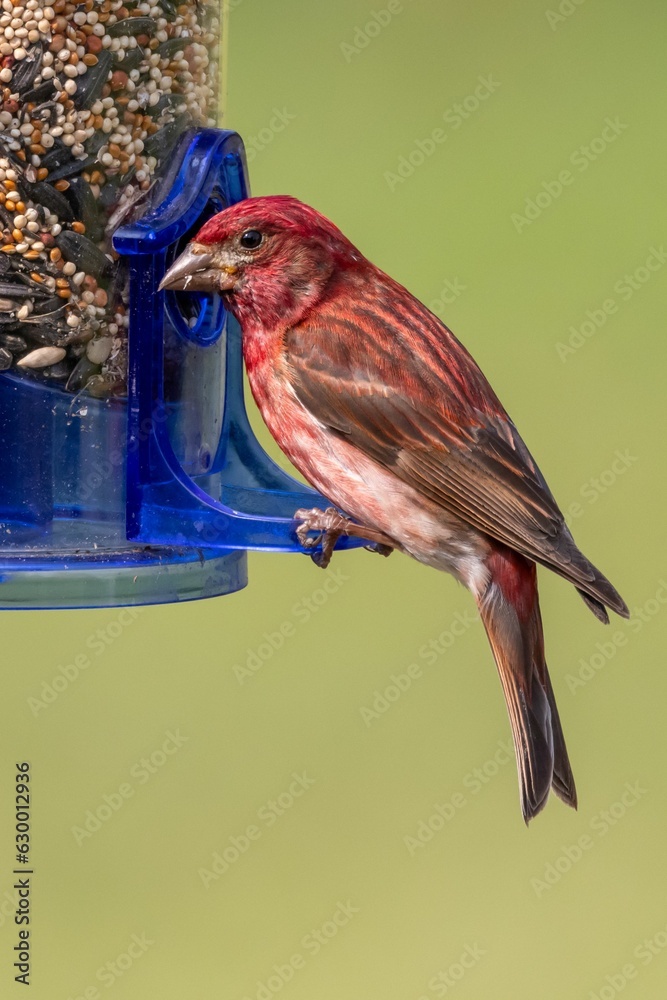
[2,1,665,997]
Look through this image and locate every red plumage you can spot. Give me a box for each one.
[161,195,629,822]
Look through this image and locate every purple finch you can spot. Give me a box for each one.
[161,196,628,822]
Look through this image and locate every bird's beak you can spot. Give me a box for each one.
[159,244,240,293]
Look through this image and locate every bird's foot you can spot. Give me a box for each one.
[294,507,395,569]
[294,507,348,568]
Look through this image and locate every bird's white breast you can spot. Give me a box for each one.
[245,352,490,593]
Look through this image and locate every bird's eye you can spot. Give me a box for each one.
[239,229,263,250]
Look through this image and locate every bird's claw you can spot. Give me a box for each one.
[364,542,394,558]
[294,506,395,569]
[294,507,347,569]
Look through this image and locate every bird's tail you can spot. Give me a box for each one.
[475,545,577,823]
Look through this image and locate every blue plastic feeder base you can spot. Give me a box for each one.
[0,551,248,610]
[0,370,247,608]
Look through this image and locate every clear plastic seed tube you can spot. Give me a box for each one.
[0,0,221,396]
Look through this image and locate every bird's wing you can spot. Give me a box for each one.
[284,287,627,618]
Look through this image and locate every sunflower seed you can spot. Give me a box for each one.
[72,49,113,110]
[20,80,55,105]
[0,204,14,228]
[10,43,43,92]
[31,296,65,317]
[58,325,93,347]
[143,113,192,160]
[41,359,72,380]
[55,231,112,280]
[65,178,104,242]
[112,47,145,72]
[159,0,179,18]
[66,355,100,392]
[85,130,108,158]
[0,334,27,353]
[0,282,40,299]
[17,346,66,369]
[44,155,98,185]
[16,324,66,345]
[157,38,191,60]
[40,139,71,170]
[27,182,75,222]
[98,180,122,210]
[7,271,53,298]
[147,93,186,119]
[0,347,12,370]
[107,16,158,38]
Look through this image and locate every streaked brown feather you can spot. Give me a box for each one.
[284,271,628,618]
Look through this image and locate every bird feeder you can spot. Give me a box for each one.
[0,4,357,610]
[0,127,362,609]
